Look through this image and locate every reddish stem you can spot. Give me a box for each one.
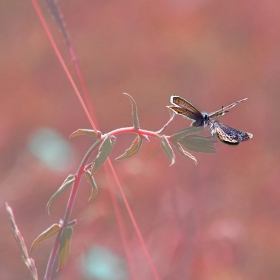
[44,140,101,280]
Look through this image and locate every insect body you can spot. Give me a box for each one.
[168,95,247,127]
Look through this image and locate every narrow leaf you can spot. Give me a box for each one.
[171,127,202,141]
[160,135,175,166]
[57,227,73,271]
[6,203,29,258]
[178,134,217,153]
[70,129,101,139]
[46,175,75,215]
[175,142,197,165]
[6,203,38,280]
[123,93,140,130]
[31,224,60,253]
[91,134,115,175]
[116,135,142,160]
[84,171,98,201]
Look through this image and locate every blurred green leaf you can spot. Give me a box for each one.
[123,93,140,130]
[91,135,116,175]
[116,135,142,160]
[84,170,98,201]
[70,129,101,139]
[160,135,175,166]
[178,134,217,153]
[57,227,73,271]
[171,127,202,141]
[46,175,75,215]
[175,142,197,165]
[31,224,60,253]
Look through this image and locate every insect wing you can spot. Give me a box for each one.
[214,124,240,145]
[169,95,204,121]
[211,121,253,145]
[208,98,247,119]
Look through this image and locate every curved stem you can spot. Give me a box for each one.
[108,127,163,138]
[44,139,101,280]
[43,125,173,280]
[43,125,175,280]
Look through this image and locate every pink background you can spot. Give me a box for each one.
[1,0,280,279]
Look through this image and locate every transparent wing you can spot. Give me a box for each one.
[208,98,247,118]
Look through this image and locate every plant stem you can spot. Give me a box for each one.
[43,125,174,279]
[108,126,167,139]
[44,139,101,280]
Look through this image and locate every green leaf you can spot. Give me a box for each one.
[91,134,116,175]
[178,134,217,153]
[84,171,98,201]
[31,224,60,253]
[160,135,175,166]
[116,135,142,160]
[171,127,203,141]
[70,129,101,139]
[175,142,197,165]
[123,93,140,130]
[46,175,75,215]
[57,227,73,271]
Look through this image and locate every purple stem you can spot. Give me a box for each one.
[44,139,101,280]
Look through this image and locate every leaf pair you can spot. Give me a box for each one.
[160,127,217,165]
[160,135,197,165]
[47,171,98,216]
[71,93,142,165]
[31,222,73,271]
[114,94,143,161]
[91,132,143,166]
[91,134,116,174]
[171,127,217,154]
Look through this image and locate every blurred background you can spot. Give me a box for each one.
[1,0,280,279]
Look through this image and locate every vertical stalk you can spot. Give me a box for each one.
[44,139,101,280]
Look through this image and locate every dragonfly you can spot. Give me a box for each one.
[208,121,253,145]
[168,95,247,127]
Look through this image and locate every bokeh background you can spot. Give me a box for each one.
[1,0,280,279]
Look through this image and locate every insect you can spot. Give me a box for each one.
[208,121,253,145]
[168,95,247,127]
